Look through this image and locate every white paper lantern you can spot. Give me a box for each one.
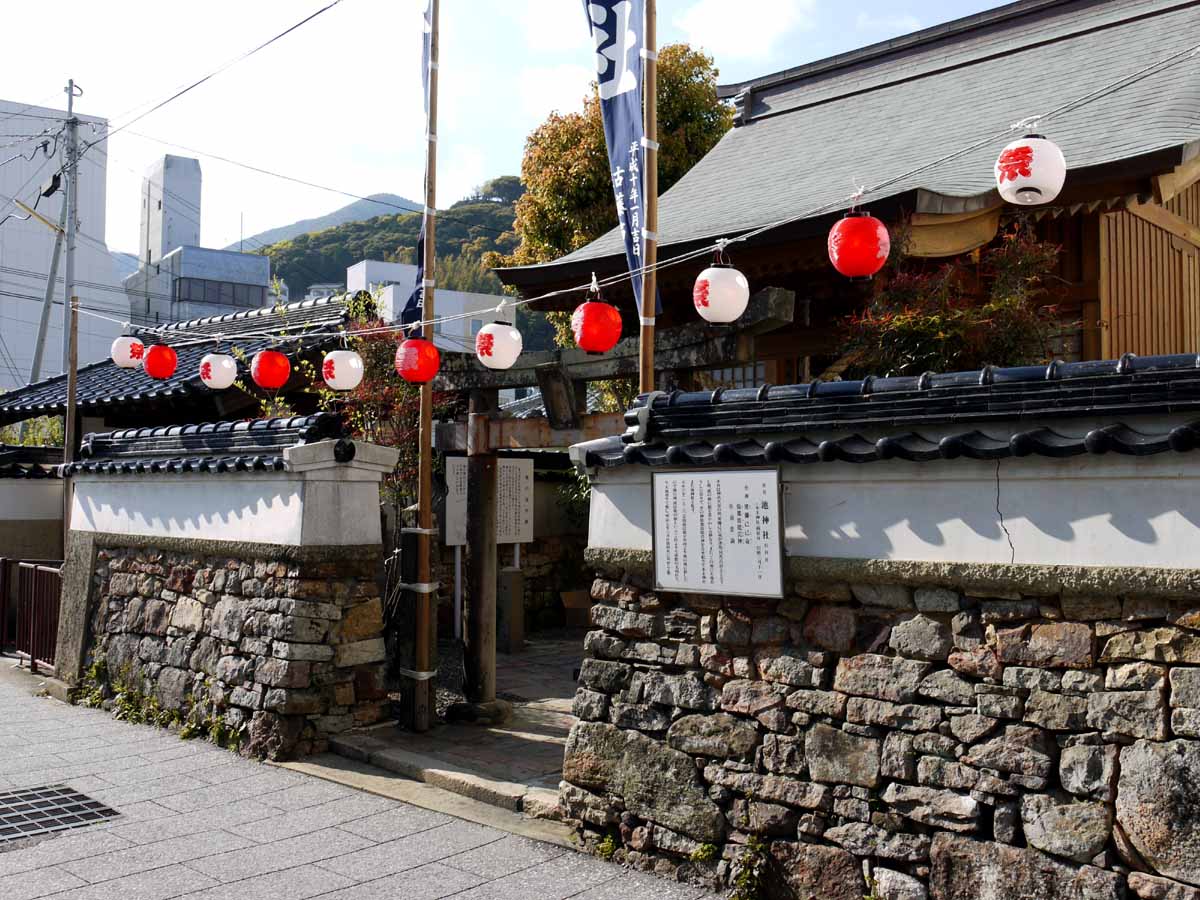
[693,266,750,324]
[995,135,1066,205]
[475,322,523,370]
[322,350,364,391]
[110,335,144,369]
[199,352,238,390]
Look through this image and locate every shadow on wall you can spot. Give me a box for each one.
[784,461,1200,565]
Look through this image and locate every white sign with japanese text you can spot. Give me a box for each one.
[444,456,534,547]
[652,469,784,598]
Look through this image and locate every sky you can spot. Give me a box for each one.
[0,0,1005,254]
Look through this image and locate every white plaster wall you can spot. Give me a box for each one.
[70,470,383,547]
[0,481,64,521]
[589,449,1200,570]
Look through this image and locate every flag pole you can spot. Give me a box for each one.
[638,0,658,394]
[412,0,439,733]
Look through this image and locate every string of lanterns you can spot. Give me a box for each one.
[109,132,1067,386]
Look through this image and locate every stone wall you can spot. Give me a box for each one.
[79,538,387,760]
[561,559,1200,900]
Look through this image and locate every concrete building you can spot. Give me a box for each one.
[347,260,504,354]
[0,99,125,391]
[137,155,200,268]
[123,155,272,325]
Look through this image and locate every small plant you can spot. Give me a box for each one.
[690,843,718,863]
[864,875,882,900]
[596,833,617,861]
[729,836,769,900]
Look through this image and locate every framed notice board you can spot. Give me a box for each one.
[652,468,784,598]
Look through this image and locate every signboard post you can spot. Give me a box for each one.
[652,469,784,599]
[445,456,535,638]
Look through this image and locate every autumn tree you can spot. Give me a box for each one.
[493,43,733,269]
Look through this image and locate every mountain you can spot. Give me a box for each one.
[258,196,519,301]
[225,193,421,252]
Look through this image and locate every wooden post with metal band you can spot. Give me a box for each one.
[639,0,659,395]
[411,0,440,733]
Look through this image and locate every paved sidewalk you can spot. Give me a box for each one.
[0,662,716,900]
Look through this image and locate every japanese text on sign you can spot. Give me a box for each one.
[652,470,783,598]
[444,457,534,547]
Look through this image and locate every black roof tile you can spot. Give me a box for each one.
[63,412,350,477]
[0,295,365,425]
[585,353,1200,468]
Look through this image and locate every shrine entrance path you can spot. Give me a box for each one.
[329,634,582,824]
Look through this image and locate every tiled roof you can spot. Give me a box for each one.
[581,353,1200,468]
[0,445,62,479]
[0,295,366,425]
[502,0,1200,286]
[499,385,604,420]
[64,413,348,476]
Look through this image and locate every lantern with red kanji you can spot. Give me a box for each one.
[322,350,364,391]
[250,349,291,390]
[995,134,1066,205]
[110,335,144,369]
[571,300,622,354]
[828,212,890,280]
[693,265,750,324]
[143,344,177,380]
[199,352,237,390]
[475,322,522,370]
[395,337,440,383]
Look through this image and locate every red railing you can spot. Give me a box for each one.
[0,558,63,674]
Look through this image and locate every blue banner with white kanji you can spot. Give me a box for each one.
[402,0,435,337]
[584,0,657,314]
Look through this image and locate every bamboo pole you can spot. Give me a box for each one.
[639,0,659,395]
[412,0,440,733]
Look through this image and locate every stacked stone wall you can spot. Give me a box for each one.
[82,541,387,760]
[562,564,1200,900]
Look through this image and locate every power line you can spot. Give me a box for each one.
[119,129,516,239]
[78,0,348,160]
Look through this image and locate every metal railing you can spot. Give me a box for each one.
[0,558,63,675]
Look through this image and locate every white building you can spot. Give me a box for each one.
[0,99,125,390]
[347,260,504,354]
[123,155,272,325]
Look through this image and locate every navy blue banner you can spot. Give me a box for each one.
[401,0,435,337]
[584,0,657,314]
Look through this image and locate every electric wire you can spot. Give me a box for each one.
[76,0,348,163]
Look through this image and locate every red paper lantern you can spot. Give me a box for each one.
[571,300,622,354]
[250,350,291,390]
[143,344,178,380]
[828,212,890,280]
[395,337,440,383]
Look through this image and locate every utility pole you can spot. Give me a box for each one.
[411,0,440,733]
[639,0,659,394]
[61,79,82,532]
[27,202,67,386]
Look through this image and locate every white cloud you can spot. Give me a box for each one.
[516,0,593,54]
[517,64,595,121]
[674,0,817,61]
[855,12,921,33]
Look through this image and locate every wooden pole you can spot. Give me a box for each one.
[638,0,659,395]
[465,389,498,703]
[411,0,440,733]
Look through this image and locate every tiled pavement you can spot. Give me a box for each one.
[0,661,717,900]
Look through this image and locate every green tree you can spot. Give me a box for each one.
[465,176,524,205]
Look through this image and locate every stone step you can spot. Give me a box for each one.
[276,751,575,849]
[330,729,567,824]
